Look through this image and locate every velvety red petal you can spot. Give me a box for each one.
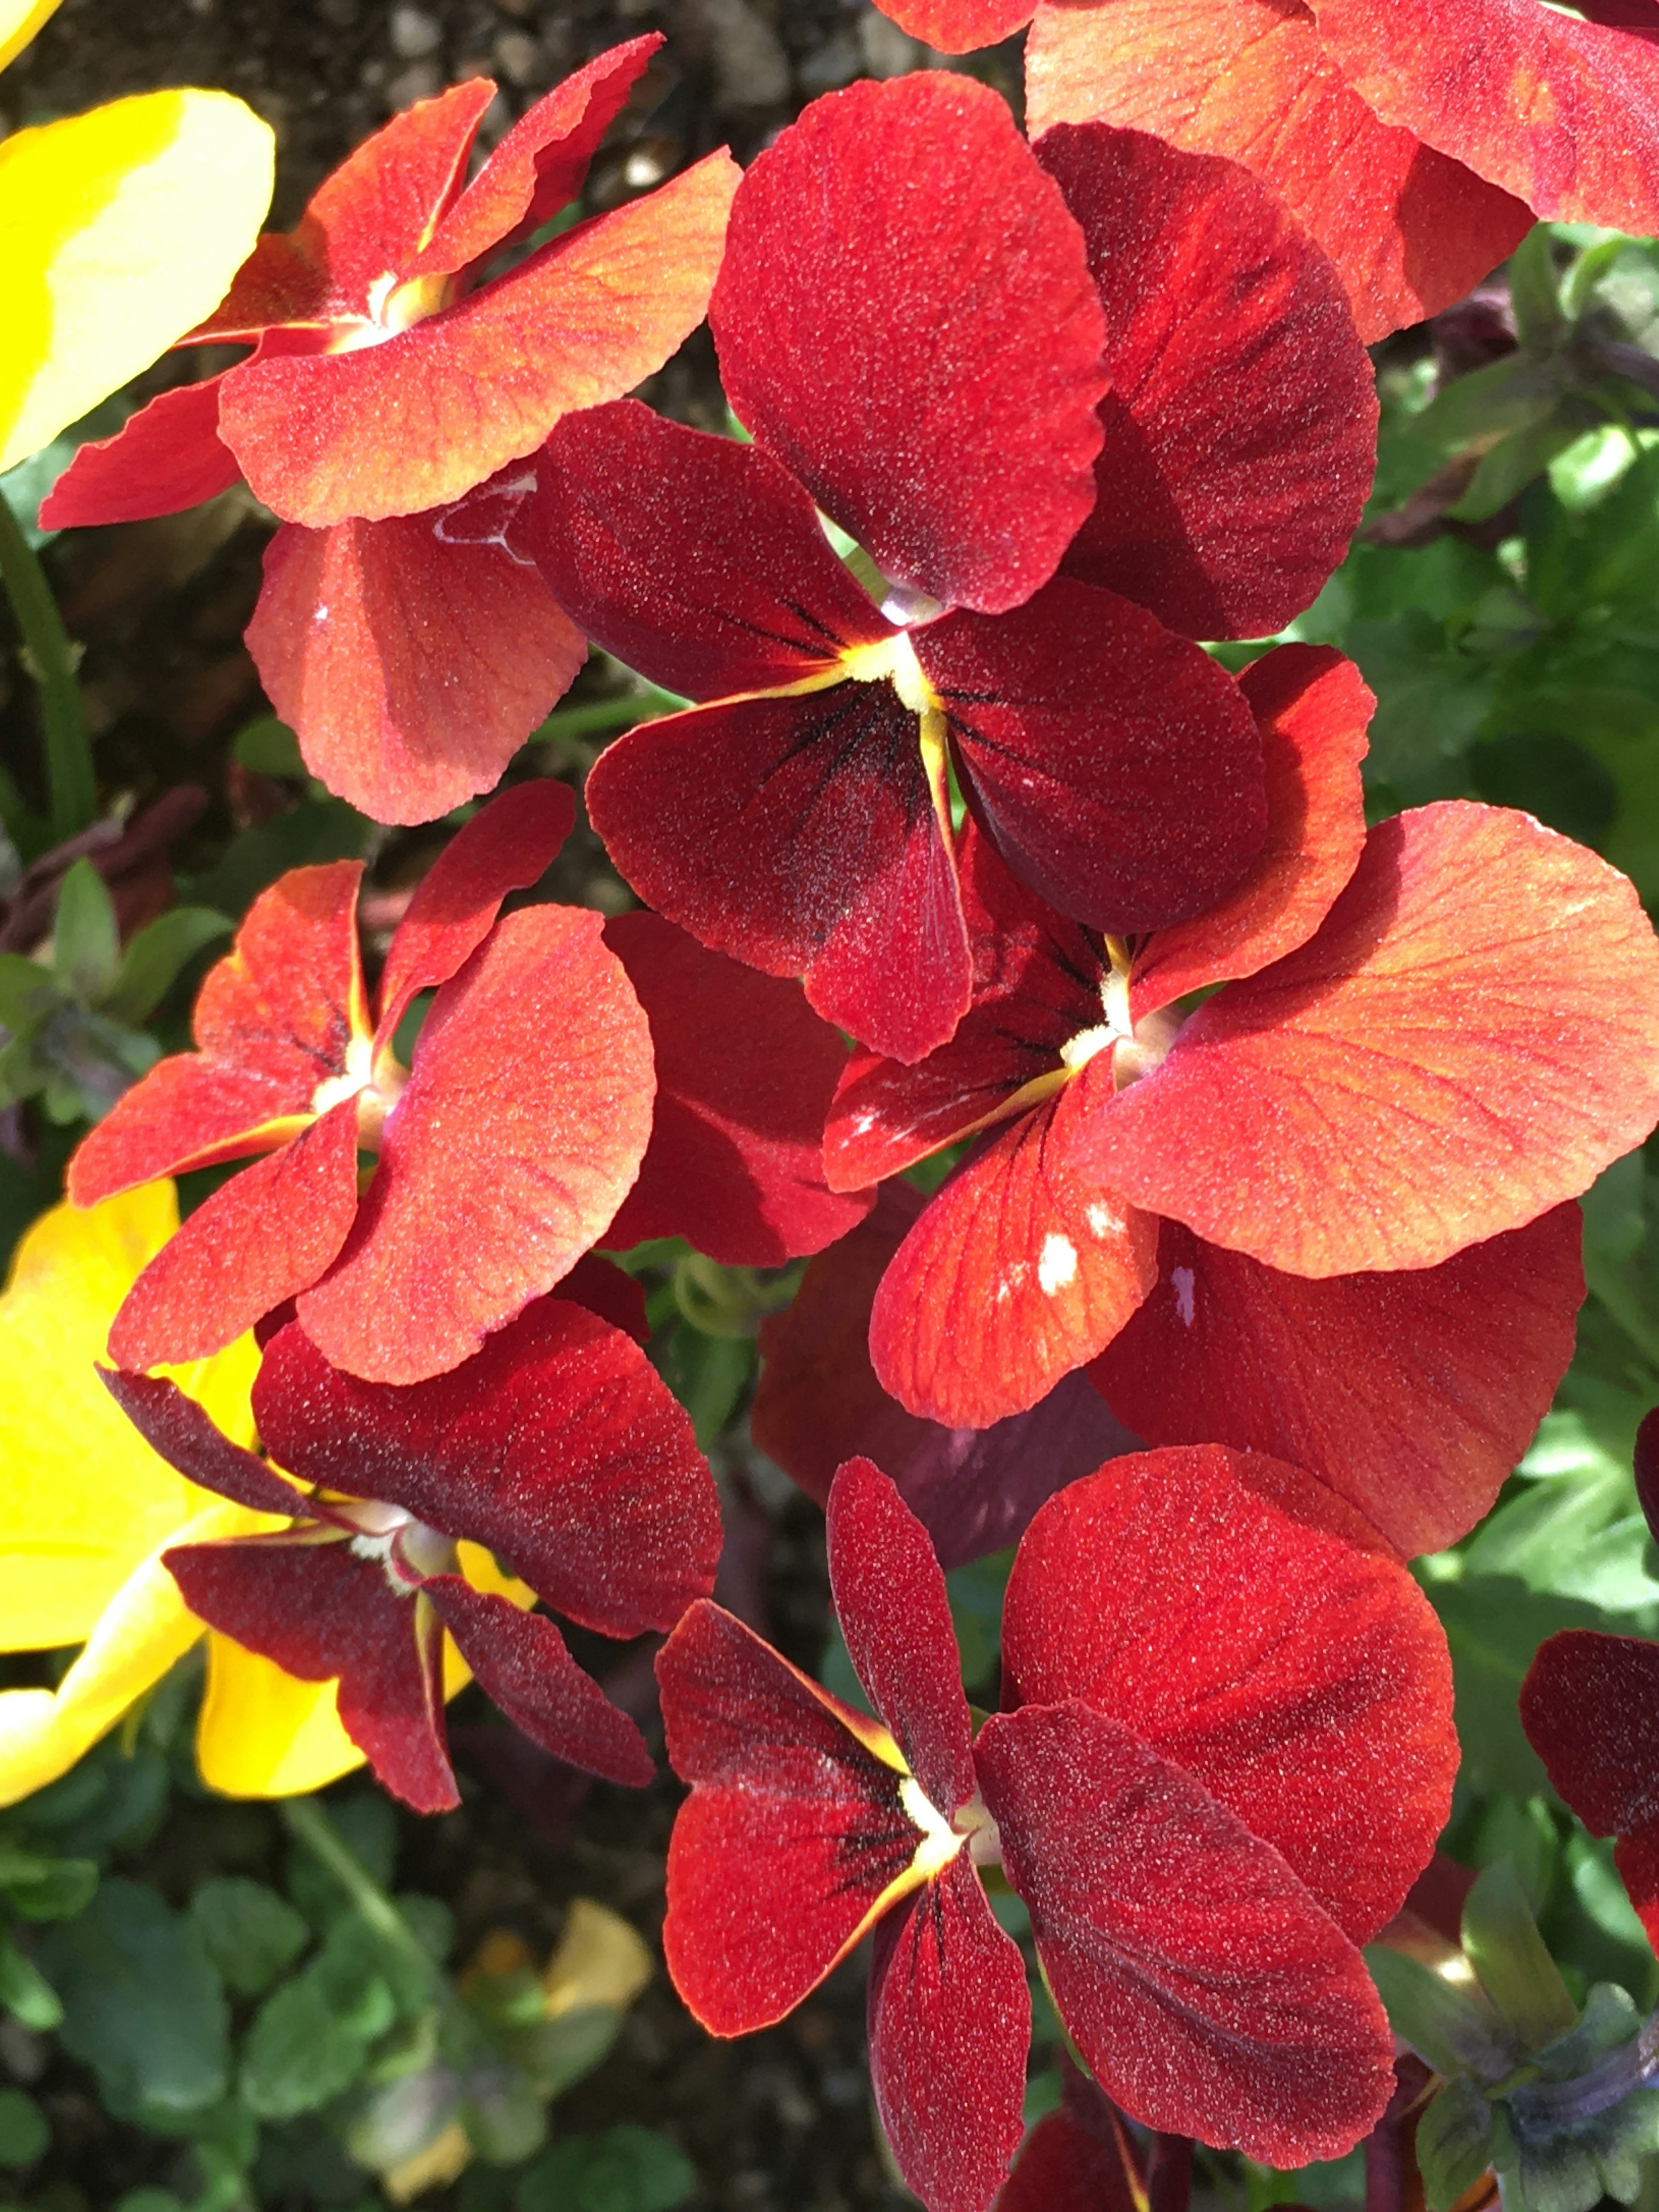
[99,1370,316,1520]
[1311,0,1659,233]
[1091,1208,1583,1558]
[39,377,238,529]
[1519,1630,1659,1843]
[375,779,575,1042]
[1000,1446,1457,1943]
[585,690,971,1067]
[995,2068,1142,2212]
[868,0,1034,49]
[298,905,654,1383]
[1637,1406,1659,1543]
[658,1600,925,2035]
[974,1700,1395,2165]
[219,150,740,527]
[1615,1834,1659,1951]
[408,38,663,277]
[1128,645,1371,1023]
[870,1068,1160,1427]
[710,73,1106,615]
[246,514,585,826]
[525,398,895,702]
[255,1300,718,1635]
[824,821,1104,1193]
[419,1574,653,1786]
[68,860,365,1204]
[753,1184,1135,1568]
[826,1458,976,1816]
[918,578,1265,934]
[106,1097,362,1370]
[602,911,871,1266]
[868,1854,1030,2212]
[165,1534,457,1812]
[1081,804,1659,1276]
[1025,0,1532,343]
[1038,123,1376,641]
[553,1253,648,1344]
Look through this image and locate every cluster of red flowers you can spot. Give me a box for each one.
[49,5,1659,2205]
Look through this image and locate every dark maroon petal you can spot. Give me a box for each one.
[420,1574,653,1788]
[256,1303,719,1638]
[1039,122,1376,642]
[867,1853,1030,2212]
[585,688,971,1065]
[996,2062,1143,2212]
[827,1459,976,1818]
[552,1254,648,1344]
[710,74,1107,614]
[165,1535,458,1812]
[100,1370,323,1522]
[525,399,895,702]
[658,1600,924,2034]
[753,1186,1136,1568]
[1635,1407,1659,1545]
[918,578,1265,933]
[1519,1630,1659,1841]
[603,910,872,1265]
[974,1700,1395,2165]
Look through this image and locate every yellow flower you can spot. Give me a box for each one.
[0,0,274,474]
[0,1184,360,1805]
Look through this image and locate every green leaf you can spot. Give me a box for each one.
[1427,1577,1622,1796]
[36,1878,229,2117]
[187,797,370,919]
[105,907,230,1026]
[1449,417,1585,523]
[461,2065,548,2165]
[0,2089,48,2170]
[1533,1982,1643,2082]
[0,1930,62,2029]
[1410,353,1564,452]
[1363,1945,1514,2081]
[232,716,306,779]
[1417,2077,1496,2212]
[239,1967,390,2120]
[1462,1862,1579,2050]
[0,1845,98,1923]
[1509,226,1567,343]
[515,2126,698,2212]
[0,952,56,1033]
[50,859,120,1005]
[189,1878,309,1997]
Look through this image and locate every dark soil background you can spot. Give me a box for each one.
[0,3,1034,2206]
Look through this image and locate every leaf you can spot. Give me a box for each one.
[232,717,306,779]
[1461,1862,1577,2050]
[515,2125,698,2212]
[0,1846,97,1923]
[1363,1947,1513,2082]
[188,1878,309,1997]
[186,797,370,919]
[1426,1577,1623,1797]
[239,1966,390,2120]
[0,1930,62,2030]
[51,860,120,1006]
[35,1878,229,2117]
[1509,228,1567,345]
[0,2087,48,2170]
[1416,2076,1496,2212]
[105,909,231,1027]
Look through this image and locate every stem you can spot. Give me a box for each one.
[0,489,95,842]
[1508,2008,1659,2136]
[1146,2133,1192,2212]
[279,1796,438,1995]
[535,685,686,744]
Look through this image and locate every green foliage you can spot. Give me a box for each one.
[189,1880,309,1999]
[514,2126,696,2212]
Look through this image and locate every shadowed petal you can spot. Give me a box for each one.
[1520,1631,1659,1840]
[1091,1208,1583,1558]
[99,1369,315,1521]
[710,73,1106,614]
[1000,1446,1457,1942]
[975,1700,1395,2165]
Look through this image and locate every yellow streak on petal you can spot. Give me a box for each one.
[0,88,274,472]
[0,1186,258,1650]
[0,0,60,73]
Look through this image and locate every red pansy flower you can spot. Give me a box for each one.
[105,1295,721,1814]
[750,1183,1134,1568]
[870,0,1659,343]
[995,2056,1144,2212]
[67,782,657,1384]
[823,644,1656,1554]
[42,40,741,822]
[527,82,1376,1062]
[657,1450,1456,2210]
[1519,1408,1659,1950]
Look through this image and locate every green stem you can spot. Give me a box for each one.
[278,1796,438,1995]
[535,686,687,744]
[0,490,95,842]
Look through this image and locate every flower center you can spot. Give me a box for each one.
[1059,935,1183,1090]
[309,1033,409,1149]
[335,1497,457,1591]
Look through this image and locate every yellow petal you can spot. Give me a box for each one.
[383,2120,471,2206]
[0,1187,258,1650]
[196,1635,366,1799]
[542,1898,652,2021]
[0,87,274,473]
[0,1499,267,1808]
[0,0,61,74]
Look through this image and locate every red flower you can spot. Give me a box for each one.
[1519,1408,1659,1949]
[67,782,657,1382]
[823,644,1659,1554]
[42,41,741,822]
[527,81,1376,1062]
[657,1452,1456,2209]
[867,0,1659,344]
[105,1293,721,1813]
